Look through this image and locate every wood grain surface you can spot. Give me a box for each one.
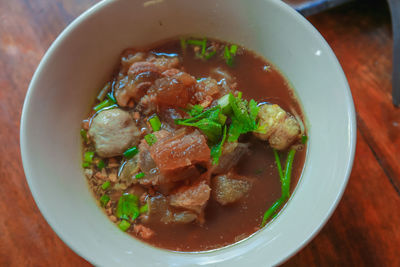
[1,0,399,266]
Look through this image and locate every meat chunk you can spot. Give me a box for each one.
[254,104,301,150]
[115,62,162,106]
[194,78,222,107]
[137,131,170,186]
[146,195,198,224]
[149,71,196,108]
[169,180,211,214]
[120,50,146,74]
[162,210,197,224]
[212,142,249,174]
[212,174,252,205]
[88,109,140,157]
[147,55,180,71]
[133,224,154,239]
[149,130,210,178]
[119,156,139,185]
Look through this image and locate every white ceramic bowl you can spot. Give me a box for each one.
[20,0,356,266]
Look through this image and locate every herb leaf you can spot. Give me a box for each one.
[211,125,227,165]
[187,105,204,117]
[226,93,259,142]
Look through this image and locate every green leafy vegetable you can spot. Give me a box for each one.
[101,181,111,190]
[100,194,110,207]
[226,93,258,142]
[144,134,157,146]
[123,146,139,159]
[187,105,204,117]
[135,172,145,179]
[177,118,222,143]
[249,99,259,122]
[118,220,131,232]
[210,125,227,165]
[116,193,140,222]
[261,149,296,227]
[149,115,162,131]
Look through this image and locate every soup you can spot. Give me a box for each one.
[80,37,307,251]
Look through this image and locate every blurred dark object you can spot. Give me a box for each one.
[388,0,400,107]
[284,0,354,16]
[285,0,399,107]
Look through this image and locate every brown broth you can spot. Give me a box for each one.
[126,39,307,251]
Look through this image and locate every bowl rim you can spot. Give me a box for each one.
[20,0,357,265]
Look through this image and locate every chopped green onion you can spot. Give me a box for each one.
[116,193,140,222]
[149,115,161,131]
[224,46,232,66]
[139,203,148,214]
[201,38,207,55]
[80,129,88,142]
[230,44,238,55]
[187,39,205,46]
[123,146,139,159]
[282,149,296,198]
[301,135,308,144]
[223,44,238,67]
[84,151,95,163]
[93,99,115,112]
[237,91,242,99]
[100,194,110,207]
[218,94,232,115]
[145,134,157,146]
[204,50,216,60]
[180,37,187,50]
[261,196,286,227]
[273,149,284,183]
[135,172,145,179]
[107,92,116,104]
[261,149,296,227]
[96,82,111,101]
[118,220,131,232]
[82,162,90,168]
[97,159,106,170]
[101,181,111,190]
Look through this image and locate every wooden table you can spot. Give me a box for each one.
[1,0,399,266]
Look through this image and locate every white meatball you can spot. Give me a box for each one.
[88,109,140,157]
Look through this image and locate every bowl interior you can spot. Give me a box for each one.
[20,0,355,266]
